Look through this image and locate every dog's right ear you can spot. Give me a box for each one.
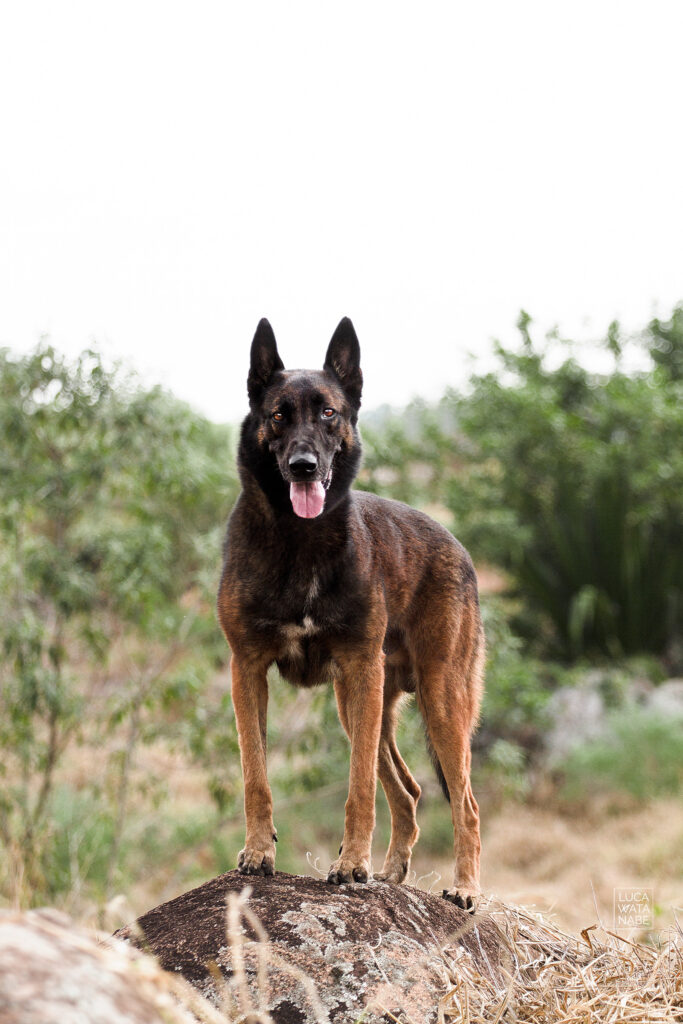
[248,319,284,404]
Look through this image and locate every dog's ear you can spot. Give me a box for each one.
[324,317,362,408]
[248,319,284,404]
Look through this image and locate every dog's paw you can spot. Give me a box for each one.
[375,853,409,885]
[326,854,371,886]
[237,838,276,877]
[442,885,479,913]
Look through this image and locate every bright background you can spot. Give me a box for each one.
[1,0,682,420]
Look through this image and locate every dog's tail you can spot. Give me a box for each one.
[424,726,451,803]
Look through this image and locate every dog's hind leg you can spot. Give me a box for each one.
[230,654,277,877]
[415,627,484,912]
[375,668,421,885]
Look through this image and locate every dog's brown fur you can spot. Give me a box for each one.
[217,318,484,909]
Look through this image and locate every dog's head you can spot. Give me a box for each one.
[239,318,363,519]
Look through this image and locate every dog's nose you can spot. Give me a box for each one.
[288,451,318,477]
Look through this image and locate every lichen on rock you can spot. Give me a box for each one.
[116,870,501,1023]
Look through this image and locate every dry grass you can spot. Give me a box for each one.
[420,799,683,937]
[439,898,683,1024]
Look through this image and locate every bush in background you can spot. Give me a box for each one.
[446,309,683,662]
[363,307,683,664]
[0,345,239,905]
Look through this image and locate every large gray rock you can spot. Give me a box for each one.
[646,678,683,718]
[544,682,607,764]
[116,870,502,1024]
[542,669,669,765]
[0,909,199,1024]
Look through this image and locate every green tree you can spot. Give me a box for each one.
[446,313,683,660]
[0,345,239,903]
[356,307,683,663]
[647,304,683,382]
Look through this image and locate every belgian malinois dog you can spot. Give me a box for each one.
[217,318,484,910]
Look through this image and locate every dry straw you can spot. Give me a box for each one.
[437,897,683,1024]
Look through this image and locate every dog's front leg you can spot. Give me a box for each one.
[327,653,384,885]
[230,654,277,876]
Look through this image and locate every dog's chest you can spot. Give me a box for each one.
[246,557,365,681]
[269,570,343,684]
[301,569,320,610]
[276,571,323,643]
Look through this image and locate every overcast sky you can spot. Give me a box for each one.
[1,1,682,421]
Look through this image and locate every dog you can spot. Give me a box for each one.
[217,318,484,910]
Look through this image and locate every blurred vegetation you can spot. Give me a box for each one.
[559,708,683,805]
[1,305,681,914]
[0,346,240,905]
[362,307,683,664]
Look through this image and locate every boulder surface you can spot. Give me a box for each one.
[0,908,196,1024]
[116,870,501,1023]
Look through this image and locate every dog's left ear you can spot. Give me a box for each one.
[324,317,362,408]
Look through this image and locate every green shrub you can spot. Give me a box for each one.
[477,738,531,802]
[0,344,239,906]
[480,599,556,730]
[446,310,683,661]
[39,787,117,902]
[359,307,683,663]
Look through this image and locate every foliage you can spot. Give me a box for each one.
[479,599,557,737]
[362,306,683,663]
[558,708,683,803]
[448,311,683,660]
[0,344,239,904]
[647,303,683,382]
[361,400,459,506]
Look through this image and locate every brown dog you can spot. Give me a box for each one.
[217,318,484,909]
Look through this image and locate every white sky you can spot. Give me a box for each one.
[1,1,682,422]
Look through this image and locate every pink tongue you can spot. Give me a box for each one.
[290,481,326,518]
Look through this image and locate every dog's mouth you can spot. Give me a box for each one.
[289,472,332,519]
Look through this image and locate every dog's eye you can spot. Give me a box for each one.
[272,411,284,422]
[322,408,336,419]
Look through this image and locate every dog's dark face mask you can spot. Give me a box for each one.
[244,318,363,519]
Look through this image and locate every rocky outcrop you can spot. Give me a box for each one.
[116,870,501,1023]
[3,881,672,1024]
[543,673,683,766]
[647,677,683,718]
[0,908,209,1024]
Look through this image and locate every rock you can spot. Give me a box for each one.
[544,675,683,768]
[646,678,683,718]
[544,683,606,764]
[116,870,502,1023]
[0,908,202,1024]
